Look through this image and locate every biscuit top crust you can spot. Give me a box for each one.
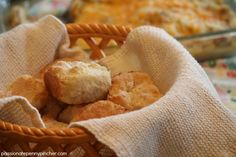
[108,71,162,110]
[45,61,111,105]
[7,75,49,110]
[51,61,109,76]
[71,100,126,122]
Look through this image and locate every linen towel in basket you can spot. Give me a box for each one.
[0,16,235,157]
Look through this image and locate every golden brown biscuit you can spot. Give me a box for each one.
[42,116,67,128]
[108,71,162,110]
[58,105,84,123]
[37,58,84,79]
[0,90,11,98]
[71,100,126,122]
[0,90,4,98]
[7,75,49,110]
[44,61,111,105]
[40,97,66,119]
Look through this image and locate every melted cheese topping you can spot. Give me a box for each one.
[71,0,236,37]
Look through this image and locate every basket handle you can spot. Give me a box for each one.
[66,24,132,60]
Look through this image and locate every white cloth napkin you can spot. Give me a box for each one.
[0,16,235,157]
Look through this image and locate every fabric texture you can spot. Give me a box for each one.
[72,27,236,157]
[0,96,44,128]
[0,16,235,157]
[0,15,68,89]
[0,15,68,128]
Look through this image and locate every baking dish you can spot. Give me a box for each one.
[2,0,236,61]
[176,0,236,61]
[70,0,236,61]
[178,28,236,61]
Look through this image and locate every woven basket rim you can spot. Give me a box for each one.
[0,23,132,138]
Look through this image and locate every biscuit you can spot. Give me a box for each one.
[7,75,49,110]
[71,100,126,122]
[108,71,162,110]
[40,97,66,119]
[58,105,84,123]
[37,58,82,79]
[0,90,11,98]
[44,61,111,105]
[0,91,4,98]
[42,116,67,128]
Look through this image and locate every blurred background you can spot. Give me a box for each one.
[0,0,236,113]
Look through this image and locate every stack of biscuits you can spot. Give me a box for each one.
[0,57,162,128]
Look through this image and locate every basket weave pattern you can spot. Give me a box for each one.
[0,24,131,156]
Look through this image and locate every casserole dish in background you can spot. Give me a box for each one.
[2,0,236,61]
[178,0,236,61]
[178,28,236,61]
[70,0,236,61]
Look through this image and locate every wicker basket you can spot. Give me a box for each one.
[0,24,132,156]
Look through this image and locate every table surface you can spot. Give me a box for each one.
[201,55,236,115]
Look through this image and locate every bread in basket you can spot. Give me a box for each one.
[0,24,132,156]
